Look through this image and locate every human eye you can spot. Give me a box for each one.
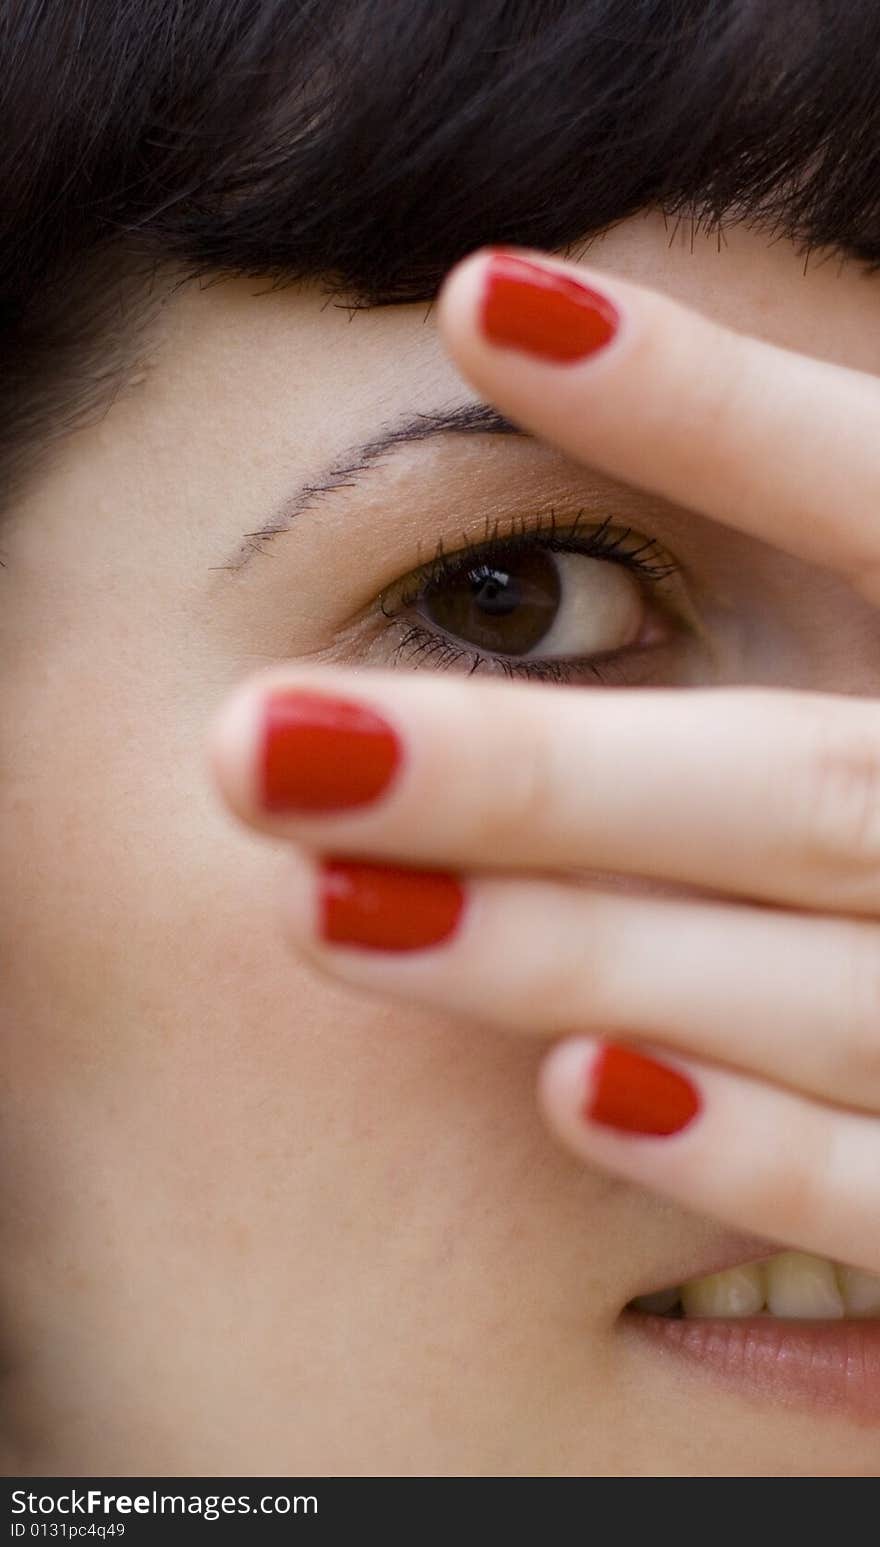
[373,508,688,686]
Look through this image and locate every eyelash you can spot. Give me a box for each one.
[376,507,680,685]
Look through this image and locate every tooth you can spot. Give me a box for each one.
[631,1287,681,1315]
[836,1264,880,1318]
[765,1252,844,1319]
[680,1262,765,1318]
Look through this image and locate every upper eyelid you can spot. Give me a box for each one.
[378,510,681,614]
[211,387,712,587]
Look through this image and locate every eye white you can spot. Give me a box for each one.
[525,550,645,658]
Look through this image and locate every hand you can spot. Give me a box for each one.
[207,246,880,1274]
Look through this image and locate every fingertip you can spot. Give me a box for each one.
[434,244,498,346]
[204,674,269,821]
[536,1035,598,1143]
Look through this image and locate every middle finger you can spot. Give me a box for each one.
[276,854,880,1113]
[209,665,880,915]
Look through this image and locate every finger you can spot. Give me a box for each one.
[208,664,880,915]
[537,1037,880,1275]
[274,850,880,1113]
[435,246,880,602]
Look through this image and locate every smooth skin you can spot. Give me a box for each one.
[7,212,880,1474]
[209,245,880,1276]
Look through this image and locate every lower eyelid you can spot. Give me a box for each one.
[382,615,683,687]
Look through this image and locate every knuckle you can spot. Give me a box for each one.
[495,883,610,1028]
[736,1126,832,1241]
[794,717,880,876]
[684,325,749,434]
[652,320,754,489]
[529,938,607,1030]
[837,927,880,1096]
[472,715,559,853]
[768,1156,830,1240]
[517,952,590,1029]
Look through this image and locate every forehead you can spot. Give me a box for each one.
[108,207,880,517]
[173,206,880,387]
[573,210,880,371]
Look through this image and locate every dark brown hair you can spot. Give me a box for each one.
[3,0,880,506]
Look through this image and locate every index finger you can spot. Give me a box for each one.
[436,247,880,601]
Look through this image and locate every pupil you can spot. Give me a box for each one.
[421,546,561,655]
[472,566,520,616]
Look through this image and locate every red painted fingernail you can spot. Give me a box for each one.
[260,690,402,813]
[319,859,466,952]
[585,1043,701,1136]
[480,251,620,363]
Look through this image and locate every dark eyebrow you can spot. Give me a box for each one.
[214,401,526,572]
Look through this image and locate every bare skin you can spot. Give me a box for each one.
[3,211,880,1474]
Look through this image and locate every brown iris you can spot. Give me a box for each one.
[420,548,561,655]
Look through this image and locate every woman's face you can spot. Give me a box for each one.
[3,209,880,1474]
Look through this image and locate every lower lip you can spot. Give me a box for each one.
[623,1311,880,1425]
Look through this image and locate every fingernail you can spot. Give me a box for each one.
[585,1043,701,1136]
[319,859,466,952]
[260,690,402,813]
[480,251,621,363]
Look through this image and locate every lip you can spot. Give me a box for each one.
[622,1312,880,1426]
[621,1235,880,1426]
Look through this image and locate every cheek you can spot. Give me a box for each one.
[0,627,588,1250]
[0,554,652,1364]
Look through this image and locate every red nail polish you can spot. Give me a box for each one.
[260,690,402,813]
[319,859,465,952]
[586,1043,701,1136]
[480,251,620,363]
